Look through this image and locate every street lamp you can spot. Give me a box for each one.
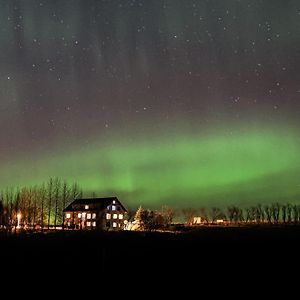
[17,213,21,229]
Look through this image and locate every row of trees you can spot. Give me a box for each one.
[0,178,82,231]
[130,203,300,231]
[131,206,176,231]
[181,203,300,225]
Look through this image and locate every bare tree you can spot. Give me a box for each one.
[53,178,61,229]
[46,178,54,229]
[61,181,70,230]
[264,205,272,224]
[282,205,287,223]
[199,207,209,223]
[287,204,292,223]
[182,208,197,225]
[210,207,225,223]
[161,205,176,227]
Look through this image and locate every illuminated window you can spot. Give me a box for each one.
[87,213,91,219]
[113,200,116,204]
[113,222,117,228]
[87,221,91,227]
[118,214,123,220]
[113,214,118,219]
[92,221,96,227]
[106,213,111,220]
[85,205,89,210]
[112,205,116,211]
[92,213,96,219]
[66,213,71,219]
[78,213,82,219]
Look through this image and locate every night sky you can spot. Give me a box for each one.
[1,0,300,208]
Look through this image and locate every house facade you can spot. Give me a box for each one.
[63,197,127,230]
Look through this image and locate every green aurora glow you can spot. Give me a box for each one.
[1,121,300,209]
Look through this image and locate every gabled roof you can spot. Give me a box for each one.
[63,197,127,212]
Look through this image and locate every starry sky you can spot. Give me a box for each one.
[1,0,300,208]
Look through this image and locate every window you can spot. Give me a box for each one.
[92,221,96,227]
[112,205,116,211]
[106,213,111,220]
[85,205,89,210]
[113,222,117,228]
[87,221,91,227]
[87,213,91,219]
[66,213,71,219]
[113,200,116,204]
[119,214,123,220]
[78,213,82,219]
[92,213,96,219]
[113,214,118,219]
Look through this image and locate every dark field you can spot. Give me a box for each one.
[1,226,300,285]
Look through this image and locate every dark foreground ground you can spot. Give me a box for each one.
[1,225,300,284]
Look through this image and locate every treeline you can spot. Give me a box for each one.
[181,203,300,225]
[0,178,82,231]
[128,203,300,231]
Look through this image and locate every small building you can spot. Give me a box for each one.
[192,216,202,225]
[63,197,127,230]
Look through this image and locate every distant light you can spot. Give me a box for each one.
[66,213,71,219]
[85,205,89,210]
[17,213,21,228]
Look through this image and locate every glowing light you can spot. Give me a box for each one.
[17,213,21,229]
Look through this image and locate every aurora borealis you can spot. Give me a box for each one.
[1,1,300,208]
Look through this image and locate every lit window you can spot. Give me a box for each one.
[113,200,116,204]
[92,221,96,227]
[82,212,86,219]
[92,213,96,219]
[113,222,117,228]
[78,213,82,219]
[106,213,111,220]
[112,205,116,211]
[87,221,91,227]
[85,205,89,210]
[87,213,91,219]
[113,214,118,219]
[66,213,71,219]
[118,214,123,220]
